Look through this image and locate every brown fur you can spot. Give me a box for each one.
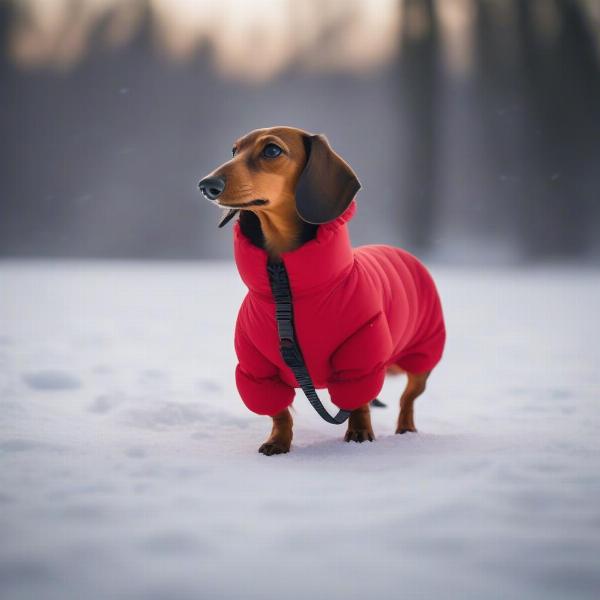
[204,127,309,260]
[344,403,375,442]
[258,408,293,455]
[396,371,430,434]
[202,126,431,454]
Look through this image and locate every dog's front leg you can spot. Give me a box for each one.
[258,408,293,455]
[344,403,375,443]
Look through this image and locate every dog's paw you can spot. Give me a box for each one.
[258,441,290,456]
[396,410,417,434]
[395,426,418,434]
[344,429,375,443]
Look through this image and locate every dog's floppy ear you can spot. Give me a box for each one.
[295,134,361,224]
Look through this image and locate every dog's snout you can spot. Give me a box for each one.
[198,176,226,200]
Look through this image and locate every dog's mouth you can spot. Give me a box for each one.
[215,199,269,228]
[217,199,269,208]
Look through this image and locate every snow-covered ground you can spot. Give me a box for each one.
[1,260,599,600]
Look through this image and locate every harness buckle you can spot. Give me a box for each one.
[277,319,294,341]
[280,341,303,369]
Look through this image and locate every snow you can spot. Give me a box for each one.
[1,260,599,600]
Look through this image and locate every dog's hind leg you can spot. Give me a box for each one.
[386,364,405,376]
[344,403,375,443]
[259,408,293,456]
[396,371,430,434]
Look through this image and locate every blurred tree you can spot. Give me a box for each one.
[397,0,440,253]
[401,0,600,260]
[514,0,600,259]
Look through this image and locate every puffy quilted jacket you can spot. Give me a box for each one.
[233,201,445,417]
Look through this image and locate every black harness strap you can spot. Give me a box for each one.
[267,262,351,425]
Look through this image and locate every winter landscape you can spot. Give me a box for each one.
[1,260,599,600]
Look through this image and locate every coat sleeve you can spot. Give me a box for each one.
[327,311,392,411]
[234,319,295,417]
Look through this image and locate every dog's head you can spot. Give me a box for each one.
[198,126,360,227]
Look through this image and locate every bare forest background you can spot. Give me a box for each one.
[1,0,599,264]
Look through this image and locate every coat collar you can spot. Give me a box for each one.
[233,201,357,298]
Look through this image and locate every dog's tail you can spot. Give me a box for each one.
[370,398,387,408]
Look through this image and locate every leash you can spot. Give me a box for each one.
[267,262,351,425]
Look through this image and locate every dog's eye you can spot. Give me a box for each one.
[231,147,237,157]
[262,143,283,159]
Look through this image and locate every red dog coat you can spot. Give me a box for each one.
[233,201,445,417]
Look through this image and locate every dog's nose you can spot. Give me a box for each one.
[198,176,226,200]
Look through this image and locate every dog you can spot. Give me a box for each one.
[199,127,445,455]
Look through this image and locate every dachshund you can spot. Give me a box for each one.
[198,127,445,455]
